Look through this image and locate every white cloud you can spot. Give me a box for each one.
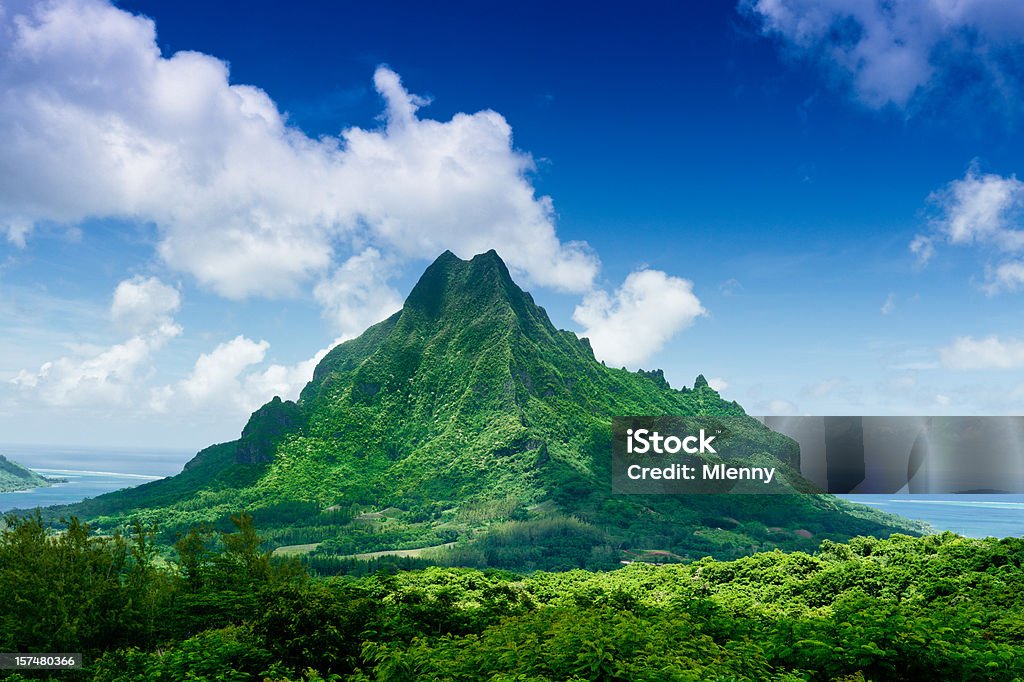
[314,248,403,340]
[1,1,714,433]
[939,335,1024,370]
[10,274,183,407]
[983,260,1024,295]
[745,0,1024,110]
[147,384,174,413]
[111,276,180,334]
[243,356,321,406]
[881,293,896,315]
[0,0,597,302]
[707,377,730,392]
[930,168,1024,250]
[10,321,180,406]
[3,218,32,248]
[242,337,339,406]
[334,71,598,293]
[909,235,935,265]
[913,167,1024,292]
[7,269,329,417]
[156,333,341,415]
[573,269,706,368]
[177,335,269,407]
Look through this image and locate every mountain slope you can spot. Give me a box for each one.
[49,250,926,567]
[0,454,51,493]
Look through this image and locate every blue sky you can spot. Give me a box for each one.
[3,0,1024,450]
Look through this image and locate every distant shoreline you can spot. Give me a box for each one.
[33,468,164,481]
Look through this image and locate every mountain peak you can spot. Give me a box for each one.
[424,248,504,272]
[434,248,461,265]
[403,249,529,323]
[474,247,503,262]
[56,249,920,572]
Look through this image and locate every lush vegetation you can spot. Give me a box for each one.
[0,455,51,493]
[4,251,965,679]
[2,513,1023,680]
[36,251,925,568]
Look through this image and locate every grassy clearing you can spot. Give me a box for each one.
[272,542,321,556]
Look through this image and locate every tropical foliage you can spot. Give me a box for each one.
[2,251,969,680]
[1,514,1022,680]
[37,252,924,567]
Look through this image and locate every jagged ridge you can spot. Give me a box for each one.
[45,250,926,568]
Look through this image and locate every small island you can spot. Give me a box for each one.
[0,453,59,493]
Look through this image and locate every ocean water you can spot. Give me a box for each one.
[2,446,1023,539]
[0,444,193,513]
[840,494,1024,539]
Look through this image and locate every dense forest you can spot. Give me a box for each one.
[2,512,1023,680]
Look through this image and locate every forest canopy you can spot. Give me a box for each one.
[1,513,1022,681]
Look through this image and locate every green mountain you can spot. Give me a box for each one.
[0,454,51,493]
[51,250,925,570]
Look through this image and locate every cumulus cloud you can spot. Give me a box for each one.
[707,377,730,392]
[930,168,1024,249]
[984,261,1024,294]
[314,248,403,340]
[10,321,180,406]
[744,0,1024,110]
[111,276,181,334]
[913,166,1024,292]
[573,269,706,368]
[0,0,597,301]
[2,0,710,421]
[242,351,324,406]
[238,335,344,410]
[176,335,269,406]
[151,333,341,415]
[10,274,183,406]
[939,335,1024,370]
[9,266,331,415]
